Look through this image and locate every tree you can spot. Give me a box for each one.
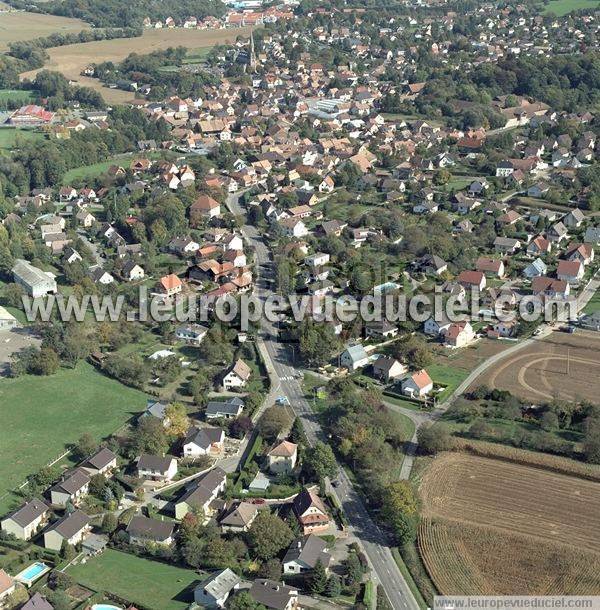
[324,574,342,598]
[164,402,190,437]
[247,511,294,561]
[257,406,293,443]
[229,416,253,439]
[89,474,107,497]
[298,319,340,367]
[29,347,60,376]
[381,481,419,544]
[60,540,76,561]
[133,417,169,455]
[101,512,118,534]
[190,370,211,405]
[258,558,283,581]
[48,570,74,591]
[226,591,264,610]
[303,442,338,482]
[73,433,98,461]
[47,590,71,610]
[417,424,452,454]
[584,417,600,464]
[541,411,559,432]
[310,559,328,594]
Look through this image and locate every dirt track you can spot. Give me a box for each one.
[472,331,600,403]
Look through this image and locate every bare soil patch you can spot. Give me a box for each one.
[418,452,600,594]
[20,27,252,103]
[472,330,600,404]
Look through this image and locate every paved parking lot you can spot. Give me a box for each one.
[0,328,41,375]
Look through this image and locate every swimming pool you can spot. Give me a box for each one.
[91,605,123,610]
[373,282,401,293]
[14,562,50,586]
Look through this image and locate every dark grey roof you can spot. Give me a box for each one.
[137,454,176,472]
[46,509,89,539]
[185,427,224,450]
[127,515,174,541]
[83,447,116,471]
[20,593,54,610]
[249,579,297,610]
[283,534,331,569]
[205,397,244,416]
[3,498,48,528]
[51,469,90,495]
[178,467,226,508]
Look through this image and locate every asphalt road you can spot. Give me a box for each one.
[226,192,420,610]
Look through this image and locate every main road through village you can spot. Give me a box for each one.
[226,192,420,610]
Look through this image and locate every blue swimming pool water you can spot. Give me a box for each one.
[374,282,401,292]
[19,562,46,580]
[91,605,123,610]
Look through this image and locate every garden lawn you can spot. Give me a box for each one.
[584,287,600,314]
[0,89,36,105]
[61,154,133,184]
[0,361,147,510]
[68,549,203,610]
[427,363,470,402]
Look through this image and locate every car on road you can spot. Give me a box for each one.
[276,396,289,405]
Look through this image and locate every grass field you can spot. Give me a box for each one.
[584,288,600,314]
[61,154,133,184]
[544,0,600,15]
[0,12,89,50]
[68,549,203,609]
[0,89,36,106]
[0,361,148,512]
[0,128,44,151]
[418,451,600,594]
[20,27,253,103]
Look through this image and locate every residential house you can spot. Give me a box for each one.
[80,448,117,476]
[584,226,600,245]
[565,243,594,266]
[142,400,169,426]
[191,195,221,225]
[494,237,522,254]
[175,467,227,520]
[493,319,519,337]
[137,454,178,482]
[564,208,585,228]
[292,488,330,535]
[121,260,145,281]
[532,277,571,299]
[219,501,259,533]
[89,267,114,285]
[424,314,453,337]
[20,593,54,610]
[548,222,568,243]
[457,270,486,291]
[194,569,241,608]
[523,258,548,279]
[401,370,434,397]
[205,397,244,420]
[281,218,309,238]
[249,579,298,610]
[283,534,332,575]
[158,274,183,297]
[50,468,90,508]
[0,570,15,604]
[176,324,208,344]
[267,440,298,474]
[556,260,584,284]
[476,257,505,278]
[222,359,252,391]
[364,320,398,340]
[443,322,475,348]
[372,356,407,382]
[127,515,174,546]
[340,344,369,371]
[527,235,551,256]
[169,236,200,256]
[43,509,90,551]
[183,427,225,458]
[1,498,49,540]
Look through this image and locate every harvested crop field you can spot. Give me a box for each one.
[418,452,600,594]
[472,330,600,404]
[20,27,253,103]
[0,11,89,50]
